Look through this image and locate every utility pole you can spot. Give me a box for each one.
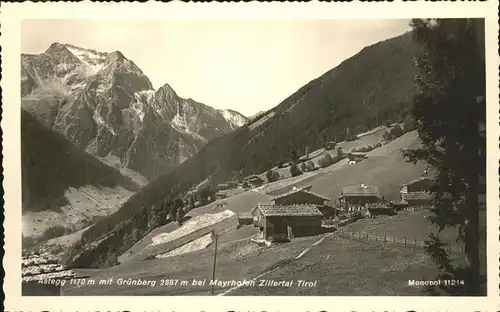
[211,231,218,295]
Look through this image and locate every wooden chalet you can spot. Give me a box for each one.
[22,251,78,296]
[339,184,380,211]
[401,191,434,207]
[271,186,335,218]
[251,203,323,241]
[400,177,434,194]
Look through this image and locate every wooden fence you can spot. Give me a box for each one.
[338,229,464,253]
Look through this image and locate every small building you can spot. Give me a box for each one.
[400,177,434,194]
[22,251,78,296]
[215,192,228,200]
[251,203,323,241]
[347,152,368,163]
[339,184,380,210]
[401,191,434,207]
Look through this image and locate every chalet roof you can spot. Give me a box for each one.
[401,176,434,187]
[340,185,379,197]
[272,187,331,202]
[257,203,323,217]
[22,252,77,283]
[401,191,434,201]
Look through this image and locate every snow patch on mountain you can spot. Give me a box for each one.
[132,90,155,122]
[65,44,108,74]
[219,109,248,129]
[93,111,116,136]
[171,105,207,143]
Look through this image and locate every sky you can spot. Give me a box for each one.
[22,19,411,117]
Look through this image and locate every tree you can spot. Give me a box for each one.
[403,114,416,132]
[382,130,393,142]
[290,163,302,177]
[318,153,333,168]
[336,146,344,158]
[300,162,307,172]
[176,207,186,225]
[402,18,485,295]
[390,124,404,138]
[196,180,214,204]
[168,202,179,222]
[266,169,280,182]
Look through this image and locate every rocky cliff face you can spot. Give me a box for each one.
[21,43,248,179]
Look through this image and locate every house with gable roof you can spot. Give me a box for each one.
[338,184,380,212]
[250,186,333,241]
[251,203,324,241]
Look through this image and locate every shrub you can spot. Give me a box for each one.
[242,181,250,189]
[290,163,302,177]
[318,153,333,168]
[385,121,392,128]
[305,161,315,171]
[375,142,382,148]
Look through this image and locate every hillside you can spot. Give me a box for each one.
[21,43,248,179]
[64,32,420,268]
[21,109,141,239]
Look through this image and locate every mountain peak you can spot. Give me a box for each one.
[45,42,71,54]
[108,51,126,63]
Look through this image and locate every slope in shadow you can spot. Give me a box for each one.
[21,109,141,213]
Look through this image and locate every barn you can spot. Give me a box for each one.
[339,184,380,211]
[252,203,323,241]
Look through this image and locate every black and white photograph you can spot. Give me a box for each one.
[2,3,494,306]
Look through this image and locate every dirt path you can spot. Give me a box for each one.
[217,232,334,296]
